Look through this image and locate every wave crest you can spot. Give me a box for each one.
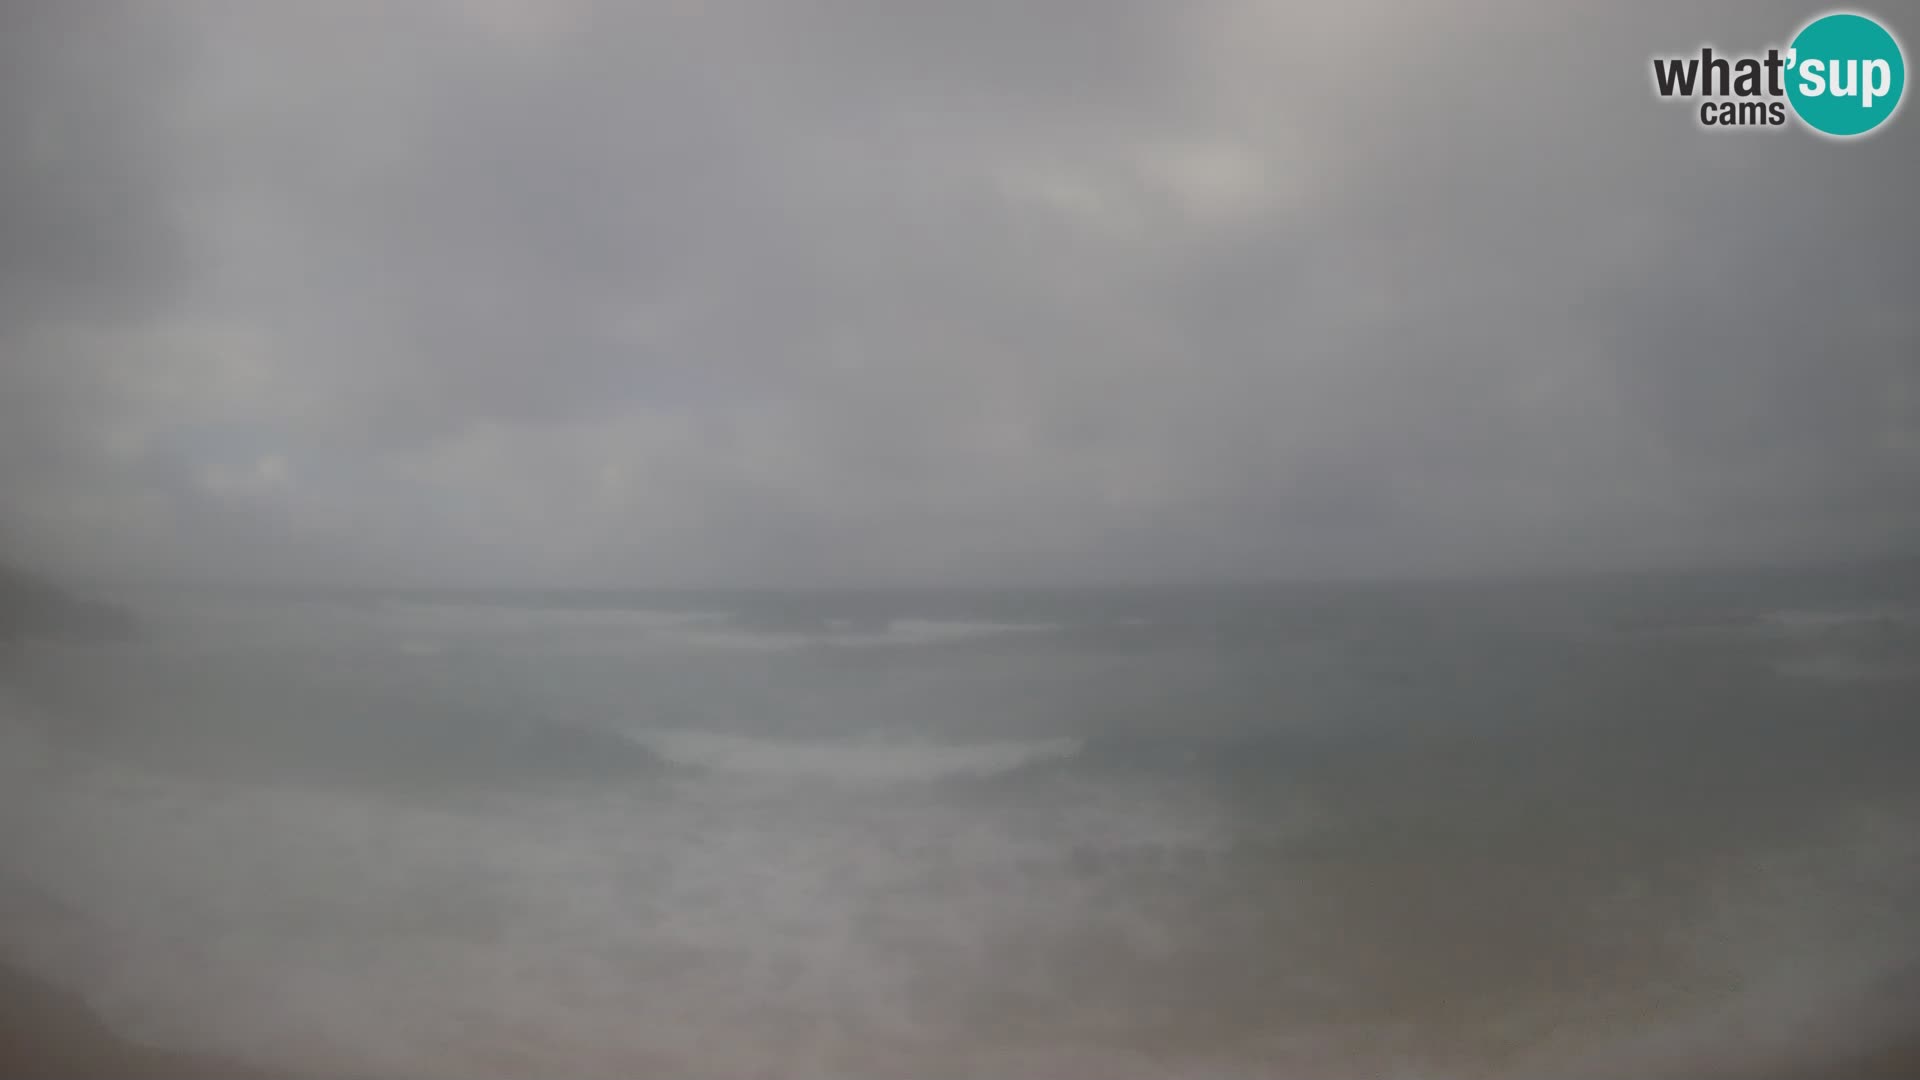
[627,730,1083,784]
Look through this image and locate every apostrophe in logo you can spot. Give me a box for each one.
[1786,12,1905,137]
[1650,10,1905,138]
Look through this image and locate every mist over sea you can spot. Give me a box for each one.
[4,565,1919,1078]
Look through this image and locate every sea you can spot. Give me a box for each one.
[3,565,1918,1078]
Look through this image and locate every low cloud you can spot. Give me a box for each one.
[2,1,1915,587]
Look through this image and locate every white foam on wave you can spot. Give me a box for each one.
[379,602,732,640]
[645,617,1065,654]
[1758,607,1918,634]
[630,729,1084,783]
[375,603,1063,651]
[127,595,1069,660]
[858,618,1065,646]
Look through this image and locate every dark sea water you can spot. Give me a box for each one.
[3,566,1919,1078]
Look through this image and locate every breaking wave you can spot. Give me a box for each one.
[365,603,1065,656]
[1758,607,1920,634]
[626,729,1085,784]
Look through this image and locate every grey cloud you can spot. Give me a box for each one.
[2,0,1916,587]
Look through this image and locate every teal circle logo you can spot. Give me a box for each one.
[1787,13,1905,137]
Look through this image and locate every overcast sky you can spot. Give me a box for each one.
[2,1,1915,588]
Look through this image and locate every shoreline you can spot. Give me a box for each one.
[5,954,1919,1079]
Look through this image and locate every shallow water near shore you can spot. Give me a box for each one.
[4,568,1919,1078]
